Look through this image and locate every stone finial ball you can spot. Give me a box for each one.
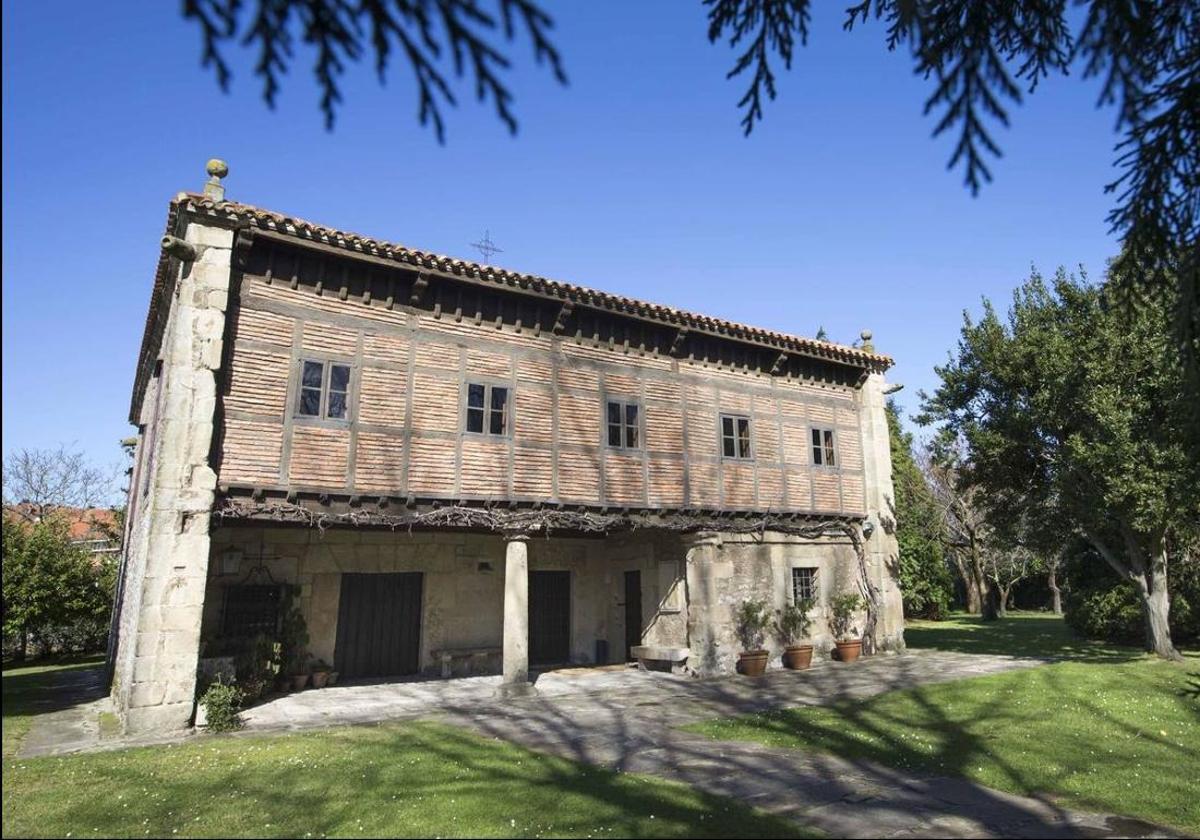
[206,158,229,179]
[860,329,873,342]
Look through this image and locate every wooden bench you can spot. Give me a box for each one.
[431,646,502,678]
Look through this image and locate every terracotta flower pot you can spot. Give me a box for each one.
[291,673,310,691]
[738,650,769,677]
[782,645,814,670]
[310,671,330,689]
[835,639,863,663]
[326,672,339,686]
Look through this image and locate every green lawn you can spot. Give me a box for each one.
[2,721,812,839]
[2,655,105,757]
[688,613,1200,834]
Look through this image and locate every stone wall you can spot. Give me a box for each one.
[111,220,233,734]
[684,531,860,675]
[204,527,672,673]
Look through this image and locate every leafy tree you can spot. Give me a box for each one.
[180,1,1198,370]
[2,514,115,659]
[886,401,953,619]
[919,267,1198,659]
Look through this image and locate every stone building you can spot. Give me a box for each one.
[109,162,904,734]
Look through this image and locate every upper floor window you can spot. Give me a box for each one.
[607,400,640,449]
[720,414,752,459]
[791,567,818,603]
[811,427,837,467]
[297,359,351,420]
[467,383,509,435]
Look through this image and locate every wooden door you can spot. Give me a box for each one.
[529,571,571,665]
[334,572,423,679]
[624,570,643,661]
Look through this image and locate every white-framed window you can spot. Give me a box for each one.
[297,359,351,420]
[606,399,641,449]
[811,427,837,467]
[466,382,510,436]
[720,414,753,459]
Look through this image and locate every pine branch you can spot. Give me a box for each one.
[705,0,811,136]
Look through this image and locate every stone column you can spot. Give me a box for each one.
[497,534,536,698]
[858,347,905,652]
[682,531,726,675]
[111,214,233,734]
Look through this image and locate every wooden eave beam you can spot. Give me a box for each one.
[245,227,883,373]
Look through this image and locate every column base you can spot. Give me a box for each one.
[494,680,538,700]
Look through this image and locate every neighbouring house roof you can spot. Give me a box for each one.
[131,192,893,422]
[3,504,120,550]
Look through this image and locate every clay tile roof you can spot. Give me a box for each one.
[132,193,892,421]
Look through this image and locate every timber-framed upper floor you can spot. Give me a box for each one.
[132,193,894,520]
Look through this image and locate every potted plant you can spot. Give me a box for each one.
[829,593,865,663]
[278,584,311,690]
[734,598,772,677]
[310,659,333,689]
[776,597,815,670]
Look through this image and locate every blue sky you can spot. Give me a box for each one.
[2,2,1121,478]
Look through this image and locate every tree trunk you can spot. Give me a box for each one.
[951,553,982,613]
[1086,527,1181,661]
[1133,566,1181,661]
[996,585,1011,618]
[1048,568,1063,615]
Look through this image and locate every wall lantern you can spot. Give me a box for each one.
[861,520,875,540]
[221,546,243,576]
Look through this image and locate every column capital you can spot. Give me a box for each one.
[503,531,531,544]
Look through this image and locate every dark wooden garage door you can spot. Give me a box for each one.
[334,573,423,679]
[529,571,571,665]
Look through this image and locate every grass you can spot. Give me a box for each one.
[2,654,105,757]
[687,613,1200,834]
[2,721,813,838]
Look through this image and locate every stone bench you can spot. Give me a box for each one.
[431,646,502,678]
[631,645,690,675]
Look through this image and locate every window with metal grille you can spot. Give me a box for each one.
[811,427,837,467]
[221,585,282,638]
[791,567,818,603]
[297,359,351,420]
[466,383,510,435]
[606,399,641,449]
[720,414,753,459]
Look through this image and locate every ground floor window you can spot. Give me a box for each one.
[221,585,282,638]
[791,567,818,603]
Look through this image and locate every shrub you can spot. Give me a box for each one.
[734,599,771,651]
[775,598,814,646]
[199,677,244,732]
[829,593,864,641]
[1063,545,1199,646]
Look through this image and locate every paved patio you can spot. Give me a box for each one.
[17,650,1181,838]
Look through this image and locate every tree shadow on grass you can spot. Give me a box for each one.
[440,655,1127,838]
[5,721,814,839]
[2,660,107,719]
